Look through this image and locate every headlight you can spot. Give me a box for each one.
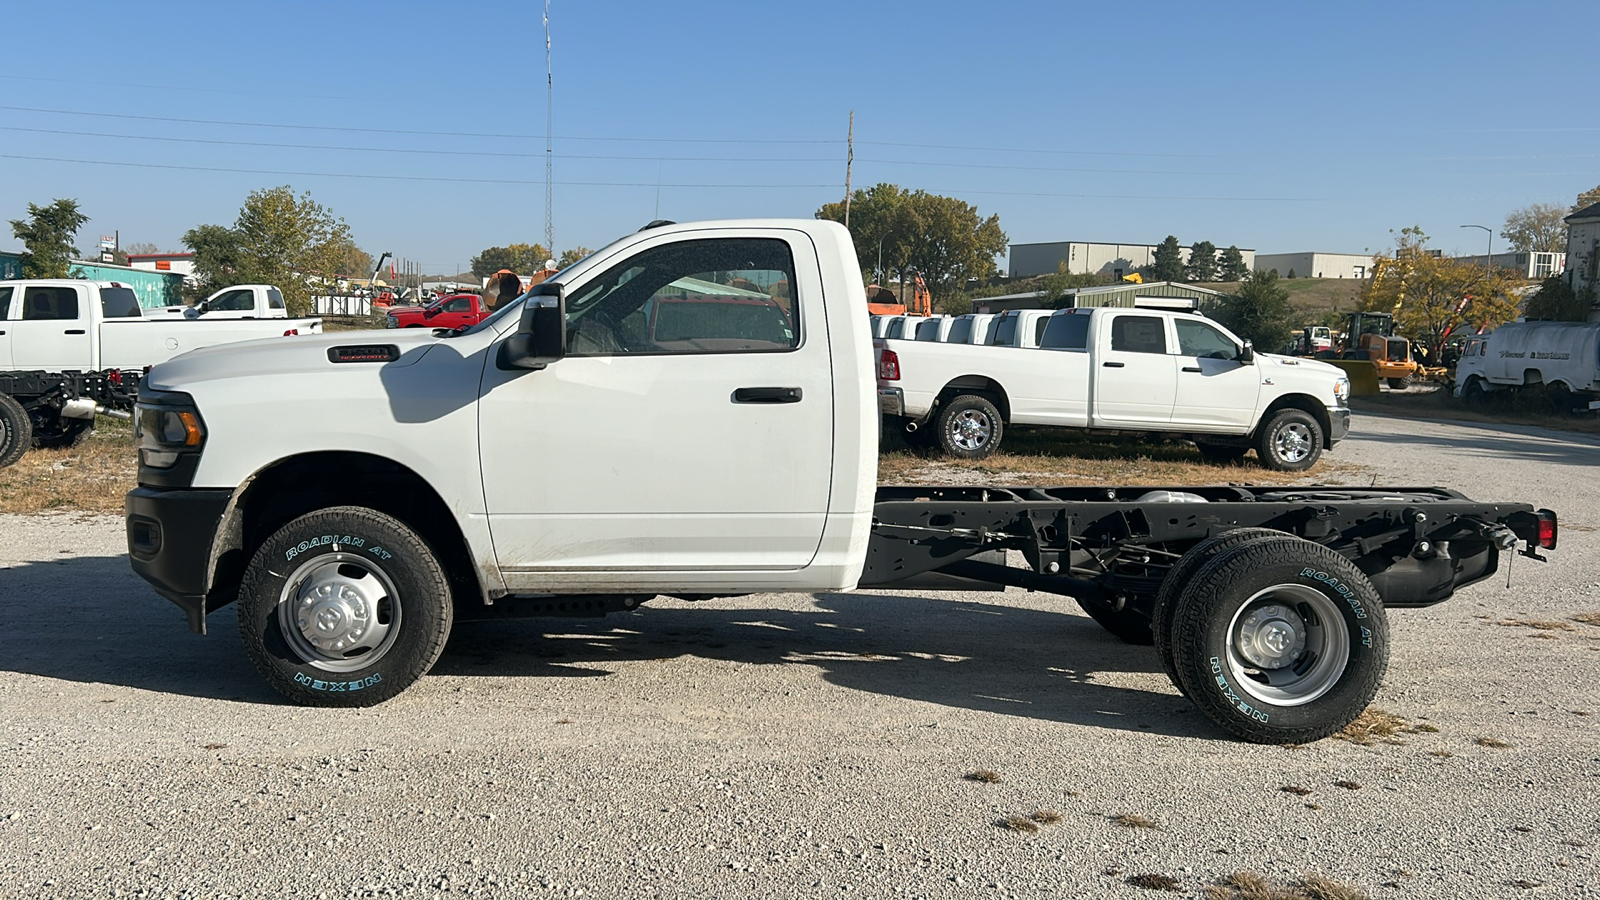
[135,391,206,469]
[1333,377,1351,404]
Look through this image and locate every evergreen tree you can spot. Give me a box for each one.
[1184,240,1217,282]
[1217,245,1249,282]
[1150,235,1184,282]
[9,199,88,278]
[1216,269,1296,352]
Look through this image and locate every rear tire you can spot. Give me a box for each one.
[933,394,1003,459]
[1386,376,1412,391]
[1254,409,1323,471]
[0,394,32,468]
[1152,529,1286,696]
[237,506,453,707]
[1168,536,1389,743]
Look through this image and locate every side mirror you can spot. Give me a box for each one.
[422,306,438,319]
[497,282,566,370]
[1238,340,1255,364]
[183,301,210,320]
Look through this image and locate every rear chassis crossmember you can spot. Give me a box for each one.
[861,484,1554,613]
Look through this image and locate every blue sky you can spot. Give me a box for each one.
[2,0,1595,273]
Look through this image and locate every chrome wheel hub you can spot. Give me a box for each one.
[1224,584,1350,706]
[950,410,991,451]
[277,553,400,673]
[1274,423,1312,463]
[1235,604,1307,668]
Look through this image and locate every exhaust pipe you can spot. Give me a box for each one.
[904,421,919,433]
[95,405,132,421]
[61,397,97,420]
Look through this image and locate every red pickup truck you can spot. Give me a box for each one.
[384,293,489,329]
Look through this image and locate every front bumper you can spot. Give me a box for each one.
[1328,406,1351,445]
[125,486,233,634]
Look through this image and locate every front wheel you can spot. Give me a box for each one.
[1386,375,1412,391]
[1254,409,1323,471]
[1461,377,1487,409]
[237,506,453,707]
[1167,536,1389,743]
[933,394,1003,459]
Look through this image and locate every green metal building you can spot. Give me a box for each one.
[1,252,186,308]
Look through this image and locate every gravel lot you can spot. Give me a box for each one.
[2,414,1597,899]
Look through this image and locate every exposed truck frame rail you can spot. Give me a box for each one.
[0,368,139,465]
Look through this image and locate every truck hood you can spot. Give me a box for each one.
[144,328,444,391]
[1258,352,1344,378]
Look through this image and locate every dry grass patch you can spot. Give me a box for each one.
[0,420,137,514]
[1205,871,1370,900]
[1572,612,1600,627]
[1126,873,1182,891]
[1279,785,1313,796]
[1332,780,1362,790]
[1475,736,1514,749]
[1029,809,1063,826]
[963,769,1002,784]
[1333,708,1423,745]
[1493,618,1575,631]
[1111,813,1160,830]
[999,815,1039,833]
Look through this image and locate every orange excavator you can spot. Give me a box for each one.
[865,272,932,317]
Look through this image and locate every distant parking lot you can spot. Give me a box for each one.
[1,413,1596,898]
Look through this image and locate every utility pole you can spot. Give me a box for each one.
[544,0,554,254]
[843,110,853,228]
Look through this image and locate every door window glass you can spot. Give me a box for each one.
[100,287,143,318]
[22,286,79,320]
[0,286,12,320]
[1109,315,1167,354]
[565,238,798,355]
[443,296,471,312]
[1040,313,1090,349]
[1175,319,1238,359]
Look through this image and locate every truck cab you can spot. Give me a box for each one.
[385,293,490,330]
[988,308,1052,348]
[154,285,289,320]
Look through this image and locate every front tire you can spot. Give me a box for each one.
[0,394,32,468]
[237,506,453,707]
[1167,536,1389,743]
[1254,409,1323,471]
[933,394,1003,459]
[1386,376,1412,391]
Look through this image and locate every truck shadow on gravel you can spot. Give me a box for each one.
[0,557,1214,738]
[437,591,1217,740]
[1352,422,1600,468]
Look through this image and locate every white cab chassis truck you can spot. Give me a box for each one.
[878,307,1352,470]
[0,279,320,466]
[125,219,1557,744]
[151,284,290,320]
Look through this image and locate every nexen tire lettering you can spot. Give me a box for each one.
[1210,657,1270,722]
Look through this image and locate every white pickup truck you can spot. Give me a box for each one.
[877,306,1351,470]
[122,218,1557,744]
[0,279,320,464]
[152,284,289,320]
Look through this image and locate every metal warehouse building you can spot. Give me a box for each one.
[1253,252,1374,279]
[972,281,1227,314]
[1009,240,1255,279]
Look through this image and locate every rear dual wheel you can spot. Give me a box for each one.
[0,394,31,468]
[1159,534,1389,743]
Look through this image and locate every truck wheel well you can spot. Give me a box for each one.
[1522,369,1544,386]
[936,376,1011,422]
[1259,394,1332,448]
[210,452,483,615]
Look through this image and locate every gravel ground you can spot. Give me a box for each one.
[1,414,1597,899]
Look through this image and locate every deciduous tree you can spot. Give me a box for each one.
[1150,235,1183,282]
[556,246,592,268]
[1500,203,1568,253]
[471,243,550,277]
[181,223,245,299]
[183,186,354,314]
[9,199,88,278]
[122,241,162,256]
[1216,269,1295,352]
[818,184,1006,299]
[1575,183,1600,212]
[1184,240,1217,282]
[1522,275,1589,321]
[1361,227,1522,360]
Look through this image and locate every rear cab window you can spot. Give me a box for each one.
[267,288,285,310]
[991,314,1018,346]
[946,318,972,343]
[100,286,143,318]
[914,319,941,341]
[0,286,12,319]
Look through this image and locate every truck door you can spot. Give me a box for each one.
[1092,313,1177,425]
[10,284,92,370]
[477,229,834,584]
[1170,318,1260,428]
[0,286,14,367]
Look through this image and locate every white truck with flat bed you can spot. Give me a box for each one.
[123,218,1556,744]
[878,307,1352,470]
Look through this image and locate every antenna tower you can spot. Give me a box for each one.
[544,0,554,254]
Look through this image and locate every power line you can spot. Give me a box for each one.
[859,140,1219,159]
[0,104,838,144]
[0,152,837,188]
[0,125,836,161]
